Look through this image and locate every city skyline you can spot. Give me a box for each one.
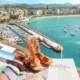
[0,0,80,5]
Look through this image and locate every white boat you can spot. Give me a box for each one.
[75,29,77,31]
[67,25,69,26]
[18,17,29,22]
[64,30,67,33]
[70,33,75,36]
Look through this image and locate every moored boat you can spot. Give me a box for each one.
[18,17,29,22]
[70,33,75,36]
[64,30,67,33]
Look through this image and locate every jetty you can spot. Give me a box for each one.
[40,42,51,48]
[9,22,63,52]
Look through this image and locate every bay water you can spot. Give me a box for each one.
[22,16,80,67]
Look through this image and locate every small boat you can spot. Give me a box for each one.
[18,17,29,22]
[51,30,53,31]
[75,29,77,31]
[67,25,69,26]
[64,30,67,33]
[70,33,75,36]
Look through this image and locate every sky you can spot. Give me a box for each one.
[0,0,80,5]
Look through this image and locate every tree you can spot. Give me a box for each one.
[0,37,3,41]
[47,5,49,10]
[10,14,19,19]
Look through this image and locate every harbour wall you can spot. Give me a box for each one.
[9,22,63,52]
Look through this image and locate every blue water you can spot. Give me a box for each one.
[0,50,15,60]
[22,16,80,67]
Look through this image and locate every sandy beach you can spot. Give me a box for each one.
[32,14,80,18]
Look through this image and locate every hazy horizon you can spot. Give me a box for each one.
[0,0,80,5]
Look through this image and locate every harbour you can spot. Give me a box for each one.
[9,22,63,52]
[0,1,80,79]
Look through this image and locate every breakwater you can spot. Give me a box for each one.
[9,22,63,52]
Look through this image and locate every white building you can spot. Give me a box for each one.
[33,9,43,15]
[60,8,71,14]
[54,8,60,14]
[75,8,80,14]
[47,9,54,14]
[24,10,28,15]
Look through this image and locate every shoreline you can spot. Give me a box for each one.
[31,14,80,18]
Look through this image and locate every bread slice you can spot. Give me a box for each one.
[40,56,53,66]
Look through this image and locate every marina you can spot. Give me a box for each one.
[9,22,63,52]
[0,25,22,44]
[1,1,80,79]
[8,25,29,38]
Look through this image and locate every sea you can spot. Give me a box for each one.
[21,16,80,68]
